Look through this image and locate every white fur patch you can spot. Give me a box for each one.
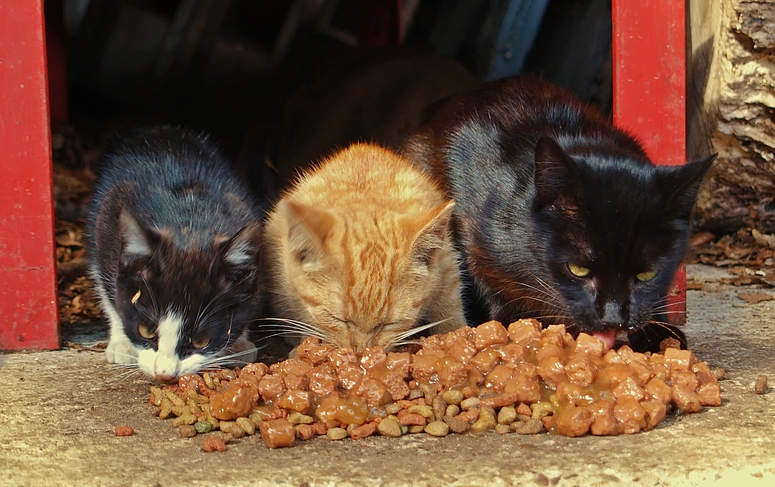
[136,311,208,379]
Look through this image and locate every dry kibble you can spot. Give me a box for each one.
[288,412,315,425]
[445,404,460,417]
[194,421,213,434]
[201,435,227,452]
[432,395,448,421]
[495,424,511,435]
[460,397,480,410]
[377,416,403,438]
[114,425,134,437]
[179,425,197,438]
[172,414,197,427]
[755,375,769,395]
[407,405,434,420]
[441,389,464,405]
[236,417,256,435]
[498,406,518,425]
[424,421,450,437]
[385,403,403,415]
[326,427,348,440]
[408,425,425,434]
[512,418,545,435]
[470,406,497,434]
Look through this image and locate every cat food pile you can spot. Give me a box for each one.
[149,319,722,450]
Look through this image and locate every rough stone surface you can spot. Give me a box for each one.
[1,265,774,486]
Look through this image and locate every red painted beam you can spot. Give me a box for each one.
[612,0,687,324]
[0,0,60,349]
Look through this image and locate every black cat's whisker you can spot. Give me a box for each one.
[643,319,685,341]
[141,274,159,317]
[197,293,254,329]
[393,339,420,347]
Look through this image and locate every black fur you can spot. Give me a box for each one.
[87,126,263,376]
[403,76,715,352]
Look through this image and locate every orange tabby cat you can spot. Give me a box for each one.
[262,143,466,352]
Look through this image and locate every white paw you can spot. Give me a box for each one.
[106,338,138,364]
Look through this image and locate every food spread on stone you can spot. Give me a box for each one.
[150,319,722,450]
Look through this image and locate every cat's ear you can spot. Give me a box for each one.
[118,210,159,262]
[658,154,716,219]
[533,137,583,208]
[282,200,337,257]
[406,200,455,262]
[220,221,262,267]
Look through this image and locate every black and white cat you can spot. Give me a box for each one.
[88,126,263,380]
[403,75,715,352]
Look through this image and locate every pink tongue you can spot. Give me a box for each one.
[593,329,617,351]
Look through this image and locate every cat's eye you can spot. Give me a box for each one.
[191,334,211,349]
[636,270,658,282]
[567,264,591,278]
[138,323,156,340]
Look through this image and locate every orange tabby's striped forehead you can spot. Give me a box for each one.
[288,143,447,211]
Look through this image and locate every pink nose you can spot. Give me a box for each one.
[156,373,176,383]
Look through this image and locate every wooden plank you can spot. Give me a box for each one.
[612,0,687,324]
[0,0,60,349]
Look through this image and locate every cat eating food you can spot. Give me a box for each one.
[262,143,466,352]
[88,126,263,380]
[402,75,715,352]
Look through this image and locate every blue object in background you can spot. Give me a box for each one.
[487,0,551,81]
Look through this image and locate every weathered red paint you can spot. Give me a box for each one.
[612,0,687,324]
[0,0,60,349]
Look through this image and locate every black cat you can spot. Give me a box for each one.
[88,126,263,380]
[402,76,715,352]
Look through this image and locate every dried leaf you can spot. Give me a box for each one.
[752,229,775,249]
[686,280,704,290]
[738,293,774,304]
[690,231,716,247]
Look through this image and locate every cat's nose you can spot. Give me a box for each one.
[600,301,628,328]
[156,373,177,383]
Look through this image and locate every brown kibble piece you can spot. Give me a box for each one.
[114,425,134,437]
[443,415,470,434]
[201,435,227,452]
[511,418,544,435]
[350,422,377,440]
[178,425,196,438]
[755,375,769,395]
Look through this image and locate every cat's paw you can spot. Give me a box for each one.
[106,338,138,364]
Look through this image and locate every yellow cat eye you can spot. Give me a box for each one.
[636,270,658,282]
[138,323,156,340]
[567,264,591,278]
[192,335,210,349]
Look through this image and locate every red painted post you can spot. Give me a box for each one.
[0,0,60,349]
[612,0,687,324]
